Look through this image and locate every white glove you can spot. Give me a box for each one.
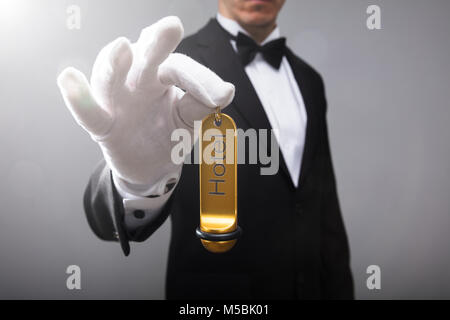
[57,16,235,195]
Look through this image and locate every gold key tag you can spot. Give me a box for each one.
[196,107,241,253]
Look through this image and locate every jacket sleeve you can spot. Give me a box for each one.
[316,76,355,299]
[83,160,176,256]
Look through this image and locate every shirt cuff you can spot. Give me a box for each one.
[112,169,181,231]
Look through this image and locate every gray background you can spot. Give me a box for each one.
[0,0,449,299]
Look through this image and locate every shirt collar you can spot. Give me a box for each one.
[216,13,281,45]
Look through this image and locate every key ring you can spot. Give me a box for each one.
[214,106,222,126]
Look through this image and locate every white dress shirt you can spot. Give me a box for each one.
[114,14,308,228]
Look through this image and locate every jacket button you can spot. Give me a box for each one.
[133,210,145,219]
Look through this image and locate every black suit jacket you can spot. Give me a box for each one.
[84,19,354,299]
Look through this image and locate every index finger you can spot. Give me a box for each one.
[137,16,184,71]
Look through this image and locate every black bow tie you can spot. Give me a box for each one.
[235,32,286,69]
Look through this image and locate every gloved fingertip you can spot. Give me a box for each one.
[158,16,184,39]
[109,37,133,70]
[57,67,85,93]
[143,16,184,61]
[216,82,236,108]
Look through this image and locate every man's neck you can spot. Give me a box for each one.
[239,22,276,44]
[218,12,276,44]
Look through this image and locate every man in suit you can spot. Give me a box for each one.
[57,0,353,299]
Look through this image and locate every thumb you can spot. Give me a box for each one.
[57,67,113,139]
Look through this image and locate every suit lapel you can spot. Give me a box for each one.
[285,49,319,190]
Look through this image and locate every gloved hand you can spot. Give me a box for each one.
[57,16,235,195]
